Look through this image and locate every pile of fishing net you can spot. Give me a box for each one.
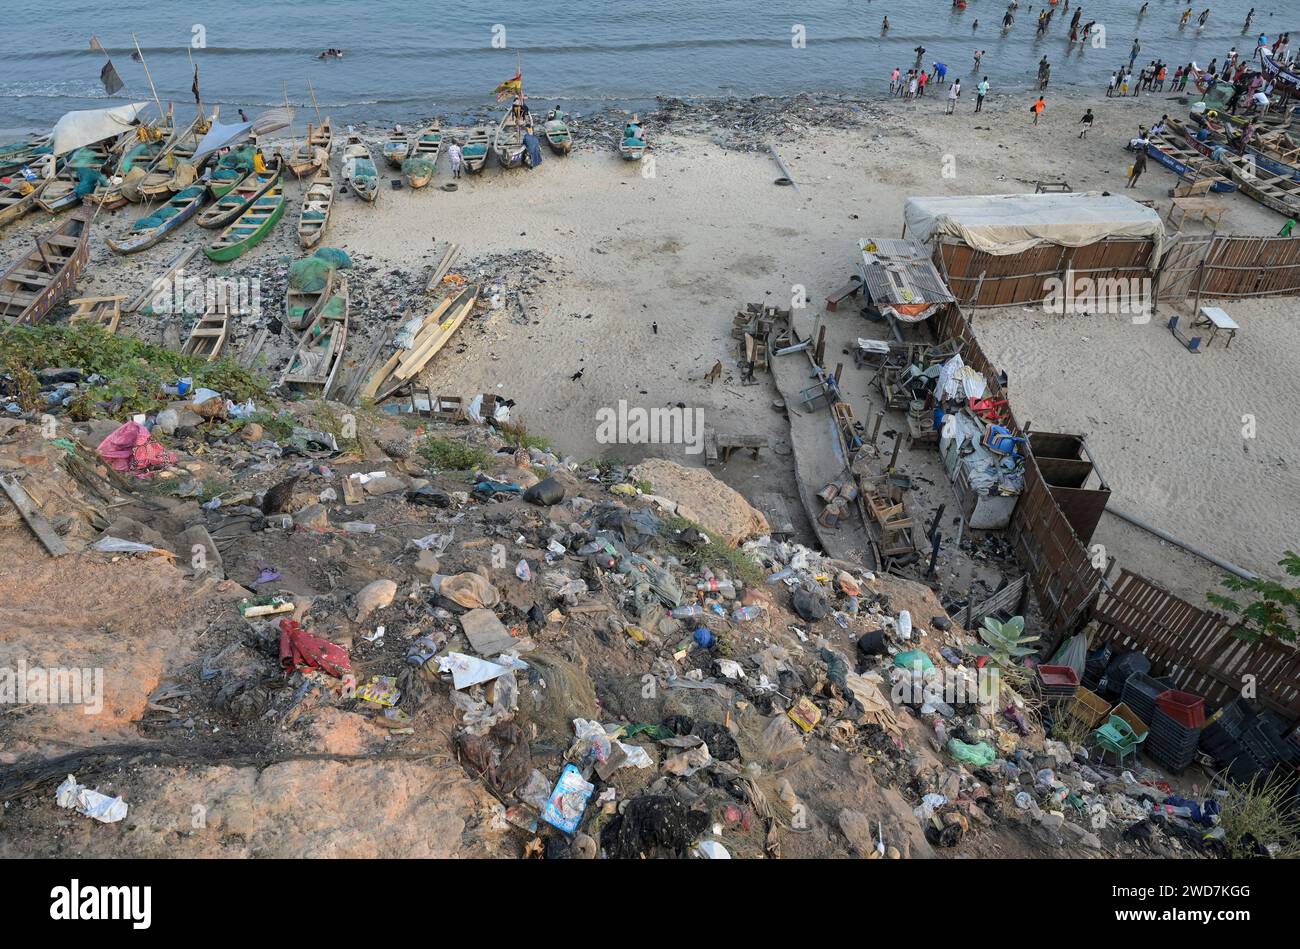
[288,247,353,293]
[401,157,435,183]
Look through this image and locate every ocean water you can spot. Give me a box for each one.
[0,0,1291,134]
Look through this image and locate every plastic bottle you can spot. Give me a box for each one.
[897,610,913,640]
[342,522,375,533]
[671,604,704,619]
[766,566,795,584]
[731,605,764,622]
[516,559,531,581]
[696,578,737,599]
[709,603,728,618]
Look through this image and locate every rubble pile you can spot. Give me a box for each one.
[0,338,1227,859]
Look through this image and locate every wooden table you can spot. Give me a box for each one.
[1194,305,1239,349]
[1168,196,1228,232]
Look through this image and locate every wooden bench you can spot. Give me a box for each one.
[714,433,766,463]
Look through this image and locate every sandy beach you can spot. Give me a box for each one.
[3,85,1294,595]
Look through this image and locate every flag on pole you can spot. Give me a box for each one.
[494,71,522,102]
[192,64,201,105]
[89,37,125,95]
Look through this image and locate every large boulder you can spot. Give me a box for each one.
[632,459,769,547]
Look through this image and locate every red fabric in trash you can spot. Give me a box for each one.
[96,420,176,477]
[278,619,351,678]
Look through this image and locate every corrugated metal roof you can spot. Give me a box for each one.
[857,238,955,305]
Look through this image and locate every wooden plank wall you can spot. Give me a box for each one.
[1094,570,1300,724]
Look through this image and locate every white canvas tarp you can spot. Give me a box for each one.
[904,192,1165,263]
[51,102,150,156]
[192,107,294,162]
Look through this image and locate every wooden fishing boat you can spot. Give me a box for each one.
[204,180,286,262]
[181,300,231,361]
[542,109,573,155]
[411,123,442,164]
[342,134,378,202]
[1220,153,1300,216]
[461,128,490,173]
[287,120,332,179]
[0,178,45,228]
[1186,116,1300,180]
[197,159,281,229]
[85,128,168,210]
[68,295,125,333]
[619,117,647,161]
[494,103,530,169]
[0,135,51,177]
[0,210,91,324]
[1145,132,1235,192]
[208,144,257,198]
[37,146,110,213]
[381,127,412,168]
[285,258,336,330]
[106,184,208,255]
[402,123,441,187]
[136,112,210,198]
[365,283,479,401]
[280,278,349,398]
[298,158,334,248]
[309,118,333,153]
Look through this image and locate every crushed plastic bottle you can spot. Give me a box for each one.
[671,605,704,620]
[766,566,795,584]
[731,605,764,622]
[516,559,531,582]
[897,610,913,640]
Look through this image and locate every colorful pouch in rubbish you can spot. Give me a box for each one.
[541,764,594,834]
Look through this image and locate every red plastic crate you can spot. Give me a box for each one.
[1156,690,1206,729]
[1037,664,1080,689]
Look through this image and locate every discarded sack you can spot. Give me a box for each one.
[278,619,351,678]
[523,476,565,506]
[96,420,176,477]
[431,572,500,610]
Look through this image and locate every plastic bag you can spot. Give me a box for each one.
[947,738,997,766]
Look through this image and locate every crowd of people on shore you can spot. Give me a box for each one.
[881,4,1296,127]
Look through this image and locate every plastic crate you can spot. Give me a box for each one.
[1146,737,1198,773]
[1038,664,1080,689]
[1120,671,1175,724]
[1067,687,1112,730]
[1156,690,1206,728]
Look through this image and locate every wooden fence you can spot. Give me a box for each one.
[1094,570,1300,725]
[1157,233,1300,301]
[937,232,1300,308]
[932,303,1104,632]
[936,238,1156,308]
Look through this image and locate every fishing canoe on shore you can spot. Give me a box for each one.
[298,156,334,248]
[342,133,379,202]
[543,109,573,155]
[280,278,349,398]
[0,210,91,324]
[106,184,208,255]
[620,115,647,161]
[382,127,412,168]
[0,178,45,228]
[461,127,490,174]
[1219,152,1300,217]
[204,179,286,262]
[197,159,281,229]
[494,103,530,169]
